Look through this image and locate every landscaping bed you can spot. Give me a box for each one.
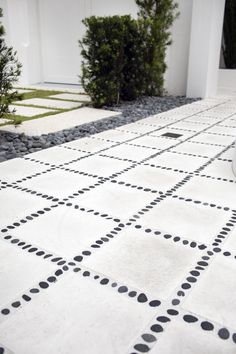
[0,95,198,162]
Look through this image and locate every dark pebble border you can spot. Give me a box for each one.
[0,95,199,163]
[0,263,163,322]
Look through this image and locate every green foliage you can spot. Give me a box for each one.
[135,0,179,95]
[0,7,22,118]
[80,1,179,106]
[80,16,146,107]
[223,0,236,69]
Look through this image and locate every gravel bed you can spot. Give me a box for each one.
[0,95,198,162]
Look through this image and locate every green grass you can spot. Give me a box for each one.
[0,88,88,127]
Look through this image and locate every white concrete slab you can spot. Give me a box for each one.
[148,151,207,172]
[9,105,55,117]
[25,146,88,165]
[16,83,85,94]
[0,107,121,136]
[140,197,230,243]
[0,158,50,183]
[19,169,98,199]
[49,93,91,102]
[10,206,116,259]
[11,89,33,94]
[0,188,52,227]
[0,240,57,307]
[16,98,82,109]
[71,181,155,220]
[61,137,115,153]
[84,227,201,299]
[66,154,131,178]
[0,118,11,125]
[0,273,154,354]
[178,176,236,209]
[183,256,236,329]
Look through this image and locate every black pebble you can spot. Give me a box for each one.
[134,344,150,353]
[142,333,156,343]
[118,286,128,293]
[183,314,198,323]
[1,308,10,315]
[156,316,170,323]
[218,328,230,340]
[167,309,179,316]
[83,271,90,277]
[149,300,161,307]
[201,321,214,331]
[137,293,148,303]
[39,282,49,289]
[74,255,83,262]
[129,291,137,297]
[150,324,163,333]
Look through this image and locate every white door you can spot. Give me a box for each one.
[39,0,137,85]
[39,0,89,84]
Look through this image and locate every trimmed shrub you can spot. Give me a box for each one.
[0,8,22,118]
[120,18,147,101]
[135,0,179,96]
[80,1,179,106]
[80,15,146,107]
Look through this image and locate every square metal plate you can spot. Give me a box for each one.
[161,132,183,138]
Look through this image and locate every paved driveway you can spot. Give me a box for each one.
[0,96,236,354]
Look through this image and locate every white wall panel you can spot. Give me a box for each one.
[39,0,88,84]
[165,0,193,96]
[187,0,226,98]
[90,0,138,17]
[0,0,42,85]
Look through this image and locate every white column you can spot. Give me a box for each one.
[164,0,193,96]
[187,0,225,98]
[5,0,42,85]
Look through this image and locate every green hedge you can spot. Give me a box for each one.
[136,0,179,96]
[80,1,178,107]
[80,16,146,107]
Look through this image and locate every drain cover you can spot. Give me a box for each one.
[161,132,183,138]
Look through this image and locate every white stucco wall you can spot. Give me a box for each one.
[0,0,42,85]
[0,0,226,97]
[39,0,87,84]
[218,69,236,90]
[91,0,138,17]
[39,0,138,84]
[0,0,193,94]
[164,0,193,96]
[187,0,225,98]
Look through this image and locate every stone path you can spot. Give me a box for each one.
[16,83,85,94]
[49,93,91,102]
[0,107,121,136]
[0,96,236,353]
[10,89,33,94]
[9,105,56,117]
[16,98,82,110]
